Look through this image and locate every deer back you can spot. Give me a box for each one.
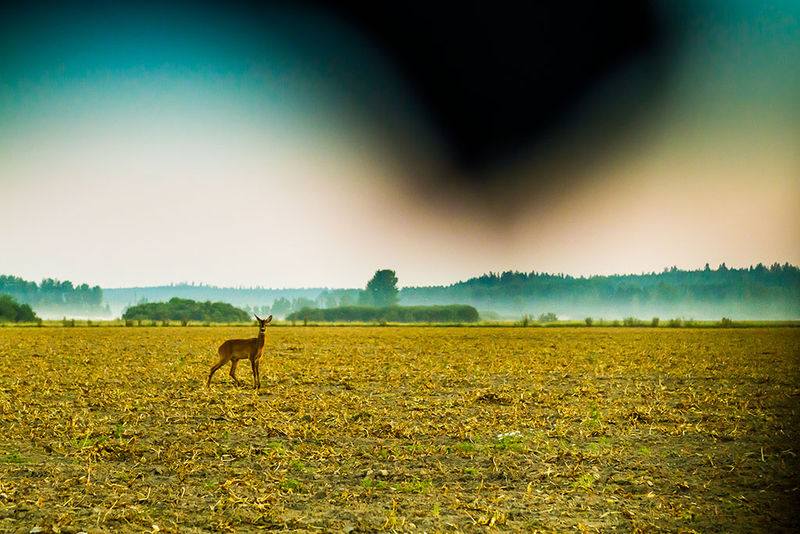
[218,337,262,361]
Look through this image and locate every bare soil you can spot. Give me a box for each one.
[0,326,798,532]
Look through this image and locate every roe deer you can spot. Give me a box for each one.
[207,314,272,389]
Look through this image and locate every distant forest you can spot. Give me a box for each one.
[0,275,110,318]
[400,263,800,320]
[4,263,799,320]
[106,263,800,320]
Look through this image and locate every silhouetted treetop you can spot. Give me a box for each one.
[360,269,399,307]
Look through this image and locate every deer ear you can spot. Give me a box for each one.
[254,314,261,322]
[266,315,273,323]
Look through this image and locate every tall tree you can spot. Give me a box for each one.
[361,269,399,307]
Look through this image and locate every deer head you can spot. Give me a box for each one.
[254,314,273,333]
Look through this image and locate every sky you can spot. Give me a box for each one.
[1,1,798,289]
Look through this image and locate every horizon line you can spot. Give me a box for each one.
[93,260,798,291]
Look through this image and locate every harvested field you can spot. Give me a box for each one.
[1,326,798,532]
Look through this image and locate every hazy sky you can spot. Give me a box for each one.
[1,1,798,289]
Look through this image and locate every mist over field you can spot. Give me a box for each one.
[3,260,799,321]
[95,263,798,322]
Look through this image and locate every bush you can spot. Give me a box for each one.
[122,297,249,323]
[584,317,593,326]
[286,305,480,323]
[0,294,39,323]
[651,317,660,327]
[667,318,683,328]
[719,317,734,327]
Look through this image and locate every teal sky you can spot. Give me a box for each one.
[1,1,798,288]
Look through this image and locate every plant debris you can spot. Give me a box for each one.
[0,326,798,532]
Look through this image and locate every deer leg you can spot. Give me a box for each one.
[255,359,261,389]
[208,359,227,387]
[250,358,259,389]
[229,359,240,386]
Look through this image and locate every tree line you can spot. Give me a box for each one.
[121,297,250,323]
[238,270,399,318]
[259,264,800,320]
[0,275,108,316]
[102,285,324,319]
[399,263,800,319]
[284,271,479,323]
[5,263,798,321]
[286,304,479,323]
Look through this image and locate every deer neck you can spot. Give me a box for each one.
[256,330,266,347]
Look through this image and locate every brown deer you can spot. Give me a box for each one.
[207,314,272,389]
